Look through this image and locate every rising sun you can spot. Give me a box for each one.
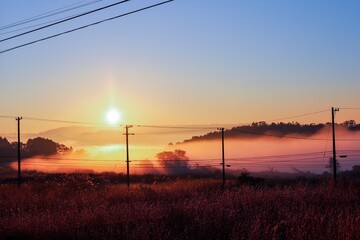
[105,108,121,125]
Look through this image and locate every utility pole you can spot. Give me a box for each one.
[332,107,339,181]
[16,117,22,187]
[123,125,134,190]
[218,127,225,189]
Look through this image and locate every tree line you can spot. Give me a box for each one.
[181,120,360,143]
[0,137,72,162]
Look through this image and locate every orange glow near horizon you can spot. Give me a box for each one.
[9,144,166,174]
[7,127,360,175]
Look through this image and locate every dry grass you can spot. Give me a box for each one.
[0,175,359,240]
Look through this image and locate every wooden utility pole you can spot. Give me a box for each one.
[218,127,225,188]
[16,117,22,187]
[331,107,339,181]
[124,125,134,190]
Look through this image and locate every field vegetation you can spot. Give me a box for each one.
[1,172,359,240]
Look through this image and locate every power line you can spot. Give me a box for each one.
[2,114,360,141]
[1,106,356,130]
[1,150,359,163]
[134,108,356,129]
[0,0,130,42]
[14,162,220,169]
[0,0,103,31]
[228,157,335,165]
[227,152,332,161]
[0,156,121,162]
[3,156,358,168]
[330,138,360,141]
[263,109,329,123]
[338,149,360,153]
[8,161,359,169]
[23,116,111,126]
[340,107,360,110]
[0,114,117,126]
[133,129,211,135]
[0,0,175,54]
[0,115,17,119]
[230,129,360,141]
[0,11,92,36]
[137,124,217,130]
[1,19,60,36]
[5,153,357,163]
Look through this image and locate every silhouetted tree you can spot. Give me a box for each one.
[0,137,16,163]
[26,137,57,156]
[156,149,190,175]
[25,137,72,156]
[0,137,12,153]
[0,137,26,164]
[0,137,72,164]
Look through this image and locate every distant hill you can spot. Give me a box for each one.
[179,120,360,144]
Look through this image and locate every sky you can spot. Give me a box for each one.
[1,0,360,133]
[1,0,360,173]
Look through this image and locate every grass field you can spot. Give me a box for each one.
[0,173,359,240]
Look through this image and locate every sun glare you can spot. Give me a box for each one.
[106,108,121,125]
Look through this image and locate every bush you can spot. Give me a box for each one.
[236,172,264,187]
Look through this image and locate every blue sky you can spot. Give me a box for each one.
[1,0,360,132]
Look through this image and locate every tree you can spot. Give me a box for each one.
[0,137,15,161]
[0,137,72,166]
[0,137,12,153]
[156,149,190,175]
[25,137,72,156]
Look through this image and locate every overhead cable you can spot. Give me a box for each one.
[0,0,130,42]
[0,0,174,54]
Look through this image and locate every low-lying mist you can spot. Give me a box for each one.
[172,127,360,174]
[5,125,360,175]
